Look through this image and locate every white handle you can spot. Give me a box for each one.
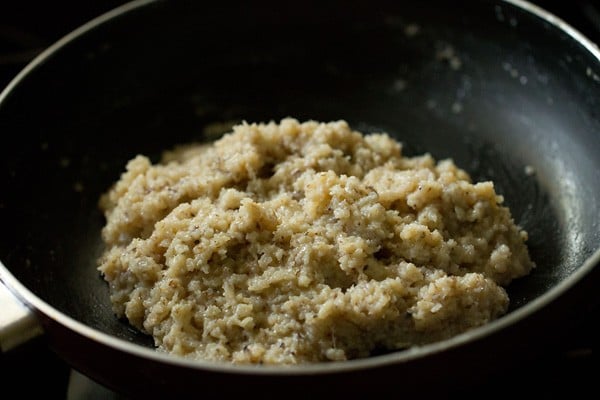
[0,280,44,352]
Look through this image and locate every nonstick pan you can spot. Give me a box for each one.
[1,0,599,397]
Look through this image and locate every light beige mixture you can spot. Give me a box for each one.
[98,118,534,364]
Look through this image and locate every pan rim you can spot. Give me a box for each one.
[0,0,599,375]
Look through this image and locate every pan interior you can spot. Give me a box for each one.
[1,0,599,350]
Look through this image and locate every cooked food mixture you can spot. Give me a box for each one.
[98,118,534,364]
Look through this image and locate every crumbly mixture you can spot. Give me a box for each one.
[98,118,534,364]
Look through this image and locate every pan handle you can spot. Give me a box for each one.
[0,280,44,352]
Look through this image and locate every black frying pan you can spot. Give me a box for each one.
[1,0,599,397]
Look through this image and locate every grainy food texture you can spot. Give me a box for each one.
[98,118,534,364]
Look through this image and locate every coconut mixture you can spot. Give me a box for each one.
[98,118,534,364]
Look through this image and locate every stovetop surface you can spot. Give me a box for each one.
[1,1,598,398]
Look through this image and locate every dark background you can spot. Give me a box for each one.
[1,1,598,398]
